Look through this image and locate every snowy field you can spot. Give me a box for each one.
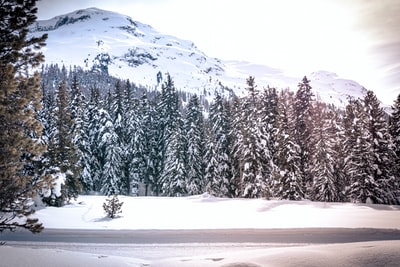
[2,194,400,266]
[34,193,400,229]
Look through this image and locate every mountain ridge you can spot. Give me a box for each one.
[31,7,369,106]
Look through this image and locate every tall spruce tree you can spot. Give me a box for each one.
[362,91,397,203]
[310,103,338,202]
[0,0,49,232]
[274,90,303,200]
[42,80,81,206]
[110,80,132,195]
[126,95,143,196]
[161,118,187,196]
[85,86,103,192]
[330,107,348,202]
[139,92,156,196]
[205,94,234,197]
[69,76,91,194]
[293,76,314,196]
[389,93,400,202]
[240,76,267,198]
[155,74,180,195]
[346,92,397,204]
[230,95,244,197]
[185,94,206,195]
[257,86,279,198]
[98,108,123,196]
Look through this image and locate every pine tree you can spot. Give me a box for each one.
[110,80,132,195]
[155,74,180,195]
[346,92,397,204]
[230,95,244,197]
[389,93,400,202]
[98,109,123,196]
[161,118,187,196]
[310,103,338,202]
[346,98,380,203]
[205,94,234,197]
[330,107,348,202]
[125,96,143,196]
[86,86,103,192]
[257,86,279,198]
[274,90,303,200]
[293,76,314,196]
[390,94,400,160]
[69,75,89,193]
[363,91,397,204]
[103,195,123,219]
[204,128,220,195]
[0,0,49,233]
[42,80,81,206]
[185,94,206,195]
[138,92,156,196]
[240,76,267,198]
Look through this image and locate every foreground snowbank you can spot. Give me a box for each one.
[4,195,400,267]
[2,241,400,267]
[34,194,400,230]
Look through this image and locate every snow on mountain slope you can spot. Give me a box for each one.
[31,7,369,105]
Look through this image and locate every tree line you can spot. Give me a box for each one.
[37,68,400,206]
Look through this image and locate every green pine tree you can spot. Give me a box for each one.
[42,80,82,206]
[0,0,49,233]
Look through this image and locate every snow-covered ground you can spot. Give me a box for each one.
[2,194,400,266]
[34,194,400,230]
[2,241,400,267]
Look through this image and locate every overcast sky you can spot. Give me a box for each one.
[36,0,399,104]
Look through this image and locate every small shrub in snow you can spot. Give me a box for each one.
[103,195,123,219]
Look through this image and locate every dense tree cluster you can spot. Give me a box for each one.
[38,66,400,205]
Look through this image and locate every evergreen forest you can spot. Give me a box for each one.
[37,64,400,206]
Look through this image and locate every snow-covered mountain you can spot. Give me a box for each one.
[31,7,368,105]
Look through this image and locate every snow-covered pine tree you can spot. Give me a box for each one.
[230,95,245,197]
[125,95,143,196]
[156,74,180,195]
[293,76,314,197]
[343,98,364,200]
[85,86,103,192]
[42,80,82,206]
[310,103,339,202]
[110,80,133,195]
[103,195,123,219]
[69,75,91,194]
[362,91,397,204]
[139,92,157,196]
[274,89,303,200]
[347,100,381,204]
[185,94,206,195]
[98,109,123,196]
[0,0,49,233]
[390,94,400,159]
[329,106,348,202]
[240,76,267,198]
[204,128,219,195]
[161,117,187,196]
[345,92,397,204]
[257,86,279,198]
[389,93,400,202]
[205,94,234,197]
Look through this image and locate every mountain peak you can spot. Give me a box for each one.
[31,8,370,106]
